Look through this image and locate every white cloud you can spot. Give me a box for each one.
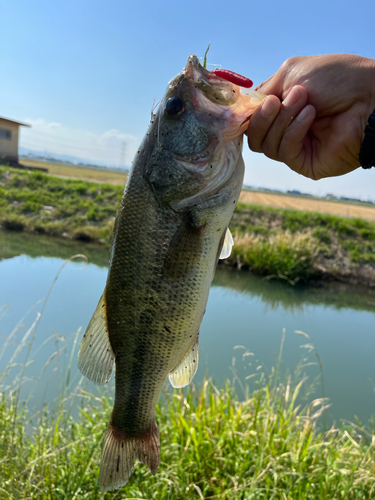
[47,122,62,129]
[20,119,140,167]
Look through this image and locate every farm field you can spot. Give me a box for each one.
[21,158,128,184]
[18,159,375,219]
[239,189,375,220]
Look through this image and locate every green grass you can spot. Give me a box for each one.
[231,231,319,284]
[1,355,375,499]
[2,165,375,285]
[229,202,375,284]
[232,202,375,258]
[0,166,122,244]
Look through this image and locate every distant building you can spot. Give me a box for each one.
[0,116,30,164]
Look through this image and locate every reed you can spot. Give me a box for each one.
[231,230,319,284]
[1,304,374,499]
[1,368,374,499]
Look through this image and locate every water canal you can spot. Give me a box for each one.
[1,230,375,426]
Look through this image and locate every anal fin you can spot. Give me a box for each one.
[169,337,199,388]
[77,291,115,385]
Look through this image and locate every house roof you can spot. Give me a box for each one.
[0,116,31,127]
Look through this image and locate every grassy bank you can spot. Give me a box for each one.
[2,365,375,499]
[228,202,375,285]
[1,165,375,286]
[0,165,122,245]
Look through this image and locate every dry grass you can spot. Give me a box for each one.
[239,190,375,220]
[20,158,128,185]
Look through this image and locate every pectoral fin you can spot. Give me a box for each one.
[77,291,115,385]
[219,227,234,260]
[169,337,199,388]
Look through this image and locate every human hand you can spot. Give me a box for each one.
[246,54,375,179]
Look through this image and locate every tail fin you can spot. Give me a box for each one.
[99,420,160,492]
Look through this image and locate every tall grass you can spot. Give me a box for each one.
[231,202,375,266]
[229,202,375,285]
[1,357,375,499]
[1,289,375,498]
[232,230,319,284]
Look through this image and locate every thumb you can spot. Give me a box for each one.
[254,72,285,99]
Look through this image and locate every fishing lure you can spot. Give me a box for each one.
[211,69,253,88]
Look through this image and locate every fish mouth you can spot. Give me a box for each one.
[181,54,266,138]
[168,142,215,168]
[165,55,266,211]
[182,54,239,108]
[183,54,211,82]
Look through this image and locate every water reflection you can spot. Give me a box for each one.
[0,230,110,268]
[2,230,375,314]
[1,230,375,424]
[213,265,375,313]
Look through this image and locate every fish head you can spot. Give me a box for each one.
[145,54,266,209]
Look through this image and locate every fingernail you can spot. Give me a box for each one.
[283,87,300,108]
[296,106,311,122]
[260,97,275,118]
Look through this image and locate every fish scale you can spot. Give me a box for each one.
[77,54,266,491]
[107,167,205,426]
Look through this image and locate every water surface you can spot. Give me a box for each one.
[1,230,375,425]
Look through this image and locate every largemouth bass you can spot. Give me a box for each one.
[78,54,265,491]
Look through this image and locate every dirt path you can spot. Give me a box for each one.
[239,191,375,220]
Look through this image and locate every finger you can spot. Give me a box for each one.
[254,68,286,97]
[261,85,309,160]
[255,76,281,96]
[278,104,317,176]
[254,74,275,93]
[247,95,281,152]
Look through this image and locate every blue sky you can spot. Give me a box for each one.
[1,0,375,199]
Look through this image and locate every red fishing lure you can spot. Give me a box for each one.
[211,69,253,88]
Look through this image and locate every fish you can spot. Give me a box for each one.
[77,54,265,492]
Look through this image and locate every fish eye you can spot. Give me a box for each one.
[165,97,184,116]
